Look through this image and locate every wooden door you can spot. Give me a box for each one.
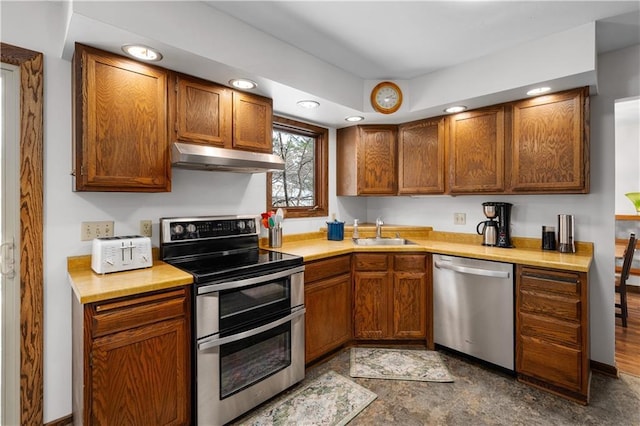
[90,318,189,425]
[73,44,170,192]
[392,271,427,338]
[232,92,273,152]
[448,106,505,193]
[305,274,352,362]
[357,126,398,195]
[173,74,232,147]
[509,87,588,193]
[398,118,445,194]
[353,271,389,339]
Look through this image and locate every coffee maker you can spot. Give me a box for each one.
[477,202,513,248]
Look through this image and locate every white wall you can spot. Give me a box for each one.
[2,1,639,422]
[614,97,640,214]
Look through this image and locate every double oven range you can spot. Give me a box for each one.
[160,216,305,425]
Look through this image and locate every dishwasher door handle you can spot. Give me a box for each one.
[434,260,511,279]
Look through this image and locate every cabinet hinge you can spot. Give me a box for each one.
[80,165,86,176]
[89,352,93,367]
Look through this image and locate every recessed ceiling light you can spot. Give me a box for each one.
[444,105,467,113]
[297,100,320,109]
[229,79,257,90]
[121,44,162,61]
[345,116,364,122]
[527,87,551,96]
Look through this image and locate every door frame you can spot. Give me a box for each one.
[1,42,44,425]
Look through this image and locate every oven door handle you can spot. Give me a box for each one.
[197,265,305,295]
[197,307,306,351]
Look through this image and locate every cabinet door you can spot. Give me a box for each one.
[448,107,505,193]
[353,271,389,339]
[305,273,352,363]
[73,44,170,192]
[232,92,273,153]
[90,317,190,425]
[392,271,427,338]
[509,88,588,193]
[357,126,397,195]
[398,118,445,194]
[173,75,232,147]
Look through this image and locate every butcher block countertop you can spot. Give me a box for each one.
[68,225,593,304]
[261,225,593,273]
[68,254,193,304]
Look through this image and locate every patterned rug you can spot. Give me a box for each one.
[350,347,454,382]
[238,370,377,426]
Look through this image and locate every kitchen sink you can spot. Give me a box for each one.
[353,237,416,246]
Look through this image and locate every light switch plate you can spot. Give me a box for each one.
[453,213,466,225]
[81,221,114,241]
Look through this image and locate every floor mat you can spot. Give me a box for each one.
[350,347,454,382]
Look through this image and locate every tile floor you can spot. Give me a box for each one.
[234,347,640,425]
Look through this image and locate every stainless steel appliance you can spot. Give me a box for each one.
[477,202,513,248]
[433,254,514,371]
[160,216,305,426]
[557,214,575,253]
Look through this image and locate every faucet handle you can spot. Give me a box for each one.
[376,217,384,226]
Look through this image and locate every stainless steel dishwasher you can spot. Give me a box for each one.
[433,254,514,371]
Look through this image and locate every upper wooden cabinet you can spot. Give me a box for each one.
[170,74,232,147]
[171,74,273,153]
[73,43,170,192]
[337,125,398,196]
[398,118,445,194]
[232,91,274,153]
[447,106,505,194]
[508,87,589,193]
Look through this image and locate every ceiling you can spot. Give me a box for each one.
[62,1,640,128]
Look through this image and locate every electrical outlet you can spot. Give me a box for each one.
[453,213,466,225]
[140,220,152,237]
[81,221,114,241]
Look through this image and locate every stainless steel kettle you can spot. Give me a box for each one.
[477,220,498,246]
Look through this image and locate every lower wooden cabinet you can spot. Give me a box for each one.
[516,265,589,404]
[73,287,191,425]
[353,253,430,342]
[304,255,352,363]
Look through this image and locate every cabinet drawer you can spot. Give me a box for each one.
[519,267,581,297]
[519,312,581,346]
[91,288,188,338]
[518,335,582,392]
[354,254,389,271]
[393,254,427,272]
[305,255,351,284]
[519,290,580,321]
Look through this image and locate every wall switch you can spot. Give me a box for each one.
[453,213,466,225]
[81,221,114,241]
[140,220,152,237]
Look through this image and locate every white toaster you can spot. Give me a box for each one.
[91,235,153,274]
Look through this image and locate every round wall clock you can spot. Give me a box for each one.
[370,81,403,114]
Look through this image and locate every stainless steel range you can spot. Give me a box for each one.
[160,215,305,426]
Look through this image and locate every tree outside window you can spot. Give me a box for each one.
[268,116,328,218]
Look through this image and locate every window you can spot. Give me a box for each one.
[268,116,328,218]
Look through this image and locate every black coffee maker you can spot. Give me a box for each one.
[478,202,513,248]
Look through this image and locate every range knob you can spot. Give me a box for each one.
[237,221,246,230]
[173,224,184,235]
[186,224,197,233]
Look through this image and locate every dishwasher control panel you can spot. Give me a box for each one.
[91,235,152,274]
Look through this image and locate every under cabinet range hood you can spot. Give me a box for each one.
[171,142,285,173]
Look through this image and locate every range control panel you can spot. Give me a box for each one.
[160,216,259,243]
[91,235,153,274]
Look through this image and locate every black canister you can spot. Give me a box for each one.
[541,226,556,250]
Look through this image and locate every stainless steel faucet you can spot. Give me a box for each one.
[375,217,384,239]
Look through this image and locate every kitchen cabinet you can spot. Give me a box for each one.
[72,287,191,425]
[353,253,430,342]
[170,73,232,147]
[232,91,274,153]
[516,265,589,404]
[337,125,398,195]
[304,255,352,363]
[398,117,445,194]
[72,43,170,192]
[508,87,589,193]
[447,106,505,194]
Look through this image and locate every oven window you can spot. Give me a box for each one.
[219,278,290,330]
[220,321,291,399]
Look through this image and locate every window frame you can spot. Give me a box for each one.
[267,116,328,219]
